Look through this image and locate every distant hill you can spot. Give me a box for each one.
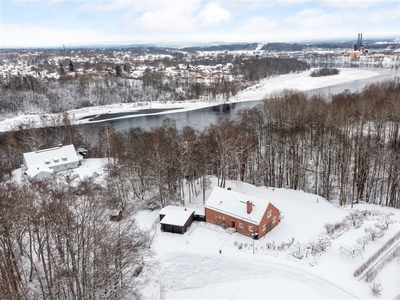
[181,43,259,52]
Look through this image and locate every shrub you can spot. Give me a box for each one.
[339,244,364,258]
[354,231,400,276]
[369,280,382,296]
[310,68,340,77]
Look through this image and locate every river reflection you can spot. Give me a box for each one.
[81,68,400,133]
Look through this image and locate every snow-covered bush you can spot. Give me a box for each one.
[339,244,364,258]
[364,226,384,241]
[266,241,276,250]
[369,280,382,296]
[292,242,306,259]
[356,236,370,250]
[324,221,347,236]
[364,245,400,282]
[354,231,400,277]
[345,211,365,229]
[308,237,331,255]
[375,215,395,230]
[277,238,295,251]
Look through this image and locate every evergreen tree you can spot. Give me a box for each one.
[59,62,65,75]
[68,59,75,72]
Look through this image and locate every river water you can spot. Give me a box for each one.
[82,68,400,133]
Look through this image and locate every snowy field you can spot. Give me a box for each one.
[0,68,382,132]
[137,178,400,299]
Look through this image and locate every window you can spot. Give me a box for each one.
[222,216,225,220]
[215,214,218,219]
[249,225,254,232]
[273,216,277,224]
[262,223,266,231]
[267,210,272,218]
[219,215,221,219]
[239,222,244,229]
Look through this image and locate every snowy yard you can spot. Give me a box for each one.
[137,178,400,299]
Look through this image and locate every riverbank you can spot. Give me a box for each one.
[0,68,388,132]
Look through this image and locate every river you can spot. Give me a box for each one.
[82,68,400,133]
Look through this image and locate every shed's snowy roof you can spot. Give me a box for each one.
[23,144,80,171]
[205,187,271,225]
[160,206,195,227]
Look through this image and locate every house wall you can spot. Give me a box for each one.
[49,162,79,173]
[205,203,280,239]
[182,212,195,234]
[205,207,260,237]
[258,203,280,238]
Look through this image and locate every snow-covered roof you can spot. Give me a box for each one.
[205,187,271,225]
[160,206,195,227]
[23,144,80,173]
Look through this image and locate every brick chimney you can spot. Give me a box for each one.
[246,201,252,214]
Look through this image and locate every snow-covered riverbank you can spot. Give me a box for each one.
[0,68,385,132]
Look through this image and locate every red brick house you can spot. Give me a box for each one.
[205,187,280,239]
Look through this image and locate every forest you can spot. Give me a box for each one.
[0,55,308,115]
[1,77,400,210]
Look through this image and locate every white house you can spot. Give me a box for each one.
[22,144,82,180]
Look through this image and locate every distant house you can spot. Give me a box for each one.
[205,187,280,239]
[159,206,196,235]
[22,144,82,180]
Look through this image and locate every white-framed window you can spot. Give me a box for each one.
[222,216,225,220]
[272,216,277,224]
[249,225,254,232]
[219,215,221,219]
[239,222,244,229]
[262,223,266,231]
[267,210,272,218]
[215,214,218,219]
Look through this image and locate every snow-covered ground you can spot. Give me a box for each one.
[11,158,400,298]
[137,178,400,299]
[0,68,382,132]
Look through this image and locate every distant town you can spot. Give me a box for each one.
[1,36,400,84]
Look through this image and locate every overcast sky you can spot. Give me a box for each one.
[1,0,399,48]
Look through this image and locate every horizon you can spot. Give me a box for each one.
[1,0,400,49]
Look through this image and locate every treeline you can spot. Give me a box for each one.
[0,177,149,299]
[0,57,309,115]
[100,78,400,209]
[181,43,259,52]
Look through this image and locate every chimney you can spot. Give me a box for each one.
[246,201,253,214]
